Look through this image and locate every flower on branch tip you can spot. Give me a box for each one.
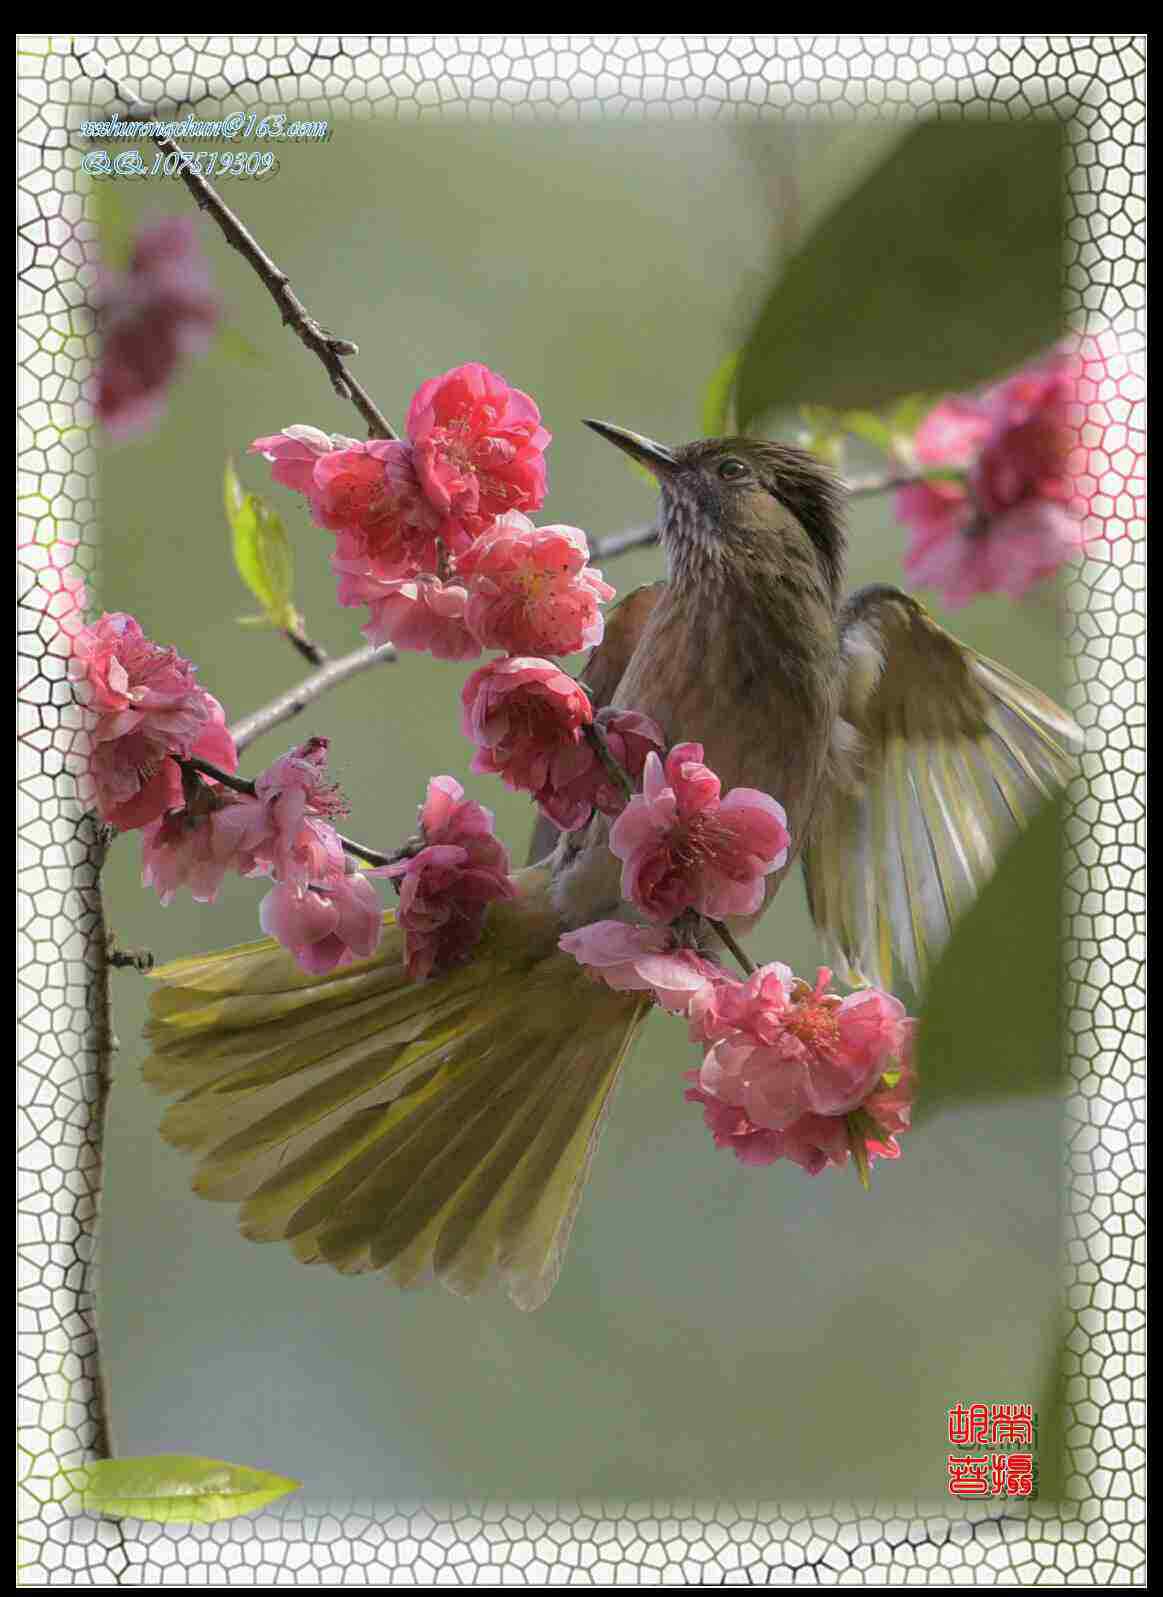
[69,612,237,830]
[685,965,916,1176]
[609,743,790,922]
[558,920,725,1015]
[461,656,596,831]
[406,362,550,536]
[373,775,515,982]
[94,216,218,441]
[259,869,382,976]
[457,512,614,657]
[895,343,1101,607]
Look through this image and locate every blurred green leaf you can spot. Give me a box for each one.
[797,402,845,465]
[67,1455,300,1524]
[913,797,1062,1125]
[701,349,741,436]
[737,122,1063,428]
[841,410,895,452]
[223,458,300,632]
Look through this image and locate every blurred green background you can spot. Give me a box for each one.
[97,118,1065,1503]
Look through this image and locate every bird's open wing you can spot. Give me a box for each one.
[803,584,1082,992]
[525,580,665,865]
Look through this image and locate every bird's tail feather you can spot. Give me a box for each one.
[144,867,650,1311]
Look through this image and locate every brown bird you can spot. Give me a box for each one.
[144,425,1081,1310]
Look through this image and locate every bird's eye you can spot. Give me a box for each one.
[717,458,749,481]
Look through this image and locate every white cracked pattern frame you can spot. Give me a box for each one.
[17,35,1144,1586]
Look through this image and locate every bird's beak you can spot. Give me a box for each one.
[583,419,678,479]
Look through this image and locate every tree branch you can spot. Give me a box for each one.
[227,641,397,754]
[118,94,397,442]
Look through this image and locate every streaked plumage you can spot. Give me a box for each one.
[146,428,1081,1309]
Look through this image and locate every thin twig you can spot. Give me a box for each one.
[590,523,659,561]
[227,642,397,754]
[119,94,397,442]
[582,722,635,805]
[708,918,757,977]
[282,626,329,668]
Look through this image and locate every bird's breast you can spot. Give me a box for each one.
[552,587,842,930]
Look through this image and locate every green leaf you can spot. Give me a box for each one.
[737,121,1063,429]
[66,1455,300,1524]
[223,458,300,633]
[913,797,1062,1125]
[701,349,741,436]
[796,403,845,466]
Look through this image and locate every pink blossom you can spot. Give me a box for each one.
[558,920,724,1014]
[237,736,351,886]
[609,743,790,922]
[249,425,352,497]
[549,707,668,823]
[140,786,262,906]
[684,1009,915,1175]
[687,960,794,1045]
[461,656,596,830]
[406,362,551,535]
[94,216,218,440]
[138,735,348,907]
[259,870,383,976]
[458,512,615,656]
[70,613,238,829]
[337,567,479,660]
[696,967,908,1132]
[376,776,514,982]
[312,440,460,565]
[250,431,456,579]
[897,347,1093,607]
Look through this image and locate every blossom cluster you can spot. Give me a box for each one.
[894,341,1099,607]
[250,363,616,663]
[69,611,380,973]
[560,924,914,1178]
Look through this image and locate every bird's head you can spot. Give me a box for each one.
[584,421,847,601]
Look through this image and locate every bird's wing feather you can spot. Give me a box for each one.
[526,579,666,865]
[803,584,1082,992]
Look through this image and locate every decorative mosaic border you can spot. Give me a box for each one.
[17,36,1144,1584]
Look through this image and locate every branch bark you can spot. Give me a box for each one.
[228,641,397,754]
[119,94,398,442]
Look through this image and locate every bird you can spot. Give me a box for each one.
[144,424,1081,1311]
